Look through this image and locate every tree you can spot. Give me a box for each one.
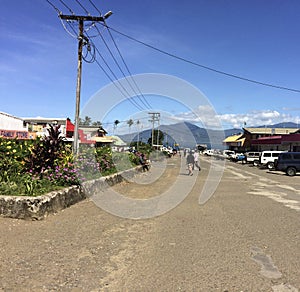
[136,120,141,149]
[114,120,120,133]
[127,119,134,132]
[92,121,102,126]
[148,129,164,146]
[80,116,92,126]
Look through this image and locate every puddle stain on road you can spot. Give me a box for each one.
[250,246,282,279]
[250,246,299,292]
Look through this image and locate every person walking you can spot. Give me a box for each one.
[193,150,201,171]
[186,151,195,176]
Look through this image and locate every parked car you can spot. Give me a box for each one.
[203,149,214,156]
[245,151,261,166]
[223,150,235,159]
[275,152,300,176]
[230,153,246,163]
[260,150,285,169]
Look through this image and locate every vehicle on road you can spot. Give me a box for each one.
[223,150,235,159]
[260,150,285,169]
[230,153,246,163]
[203,149,214,156]
[245,151,261,166]
[275,152,300,176]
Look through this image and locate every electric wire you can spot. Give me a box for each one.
[94,25,151,110]
[46,1,144,111]
[60,18,77,38]
[104,23,152,109]
[75,0,90,15]
[88,0,102,15]
[45,0,61,14]
[82,39,96,63]
[85,0,152,108]
[46,0,300,94]
[95,58,144,111]
[69,1,150,110]
[105,25,300,94]
[58,0,75,15]
[85,32,145,111]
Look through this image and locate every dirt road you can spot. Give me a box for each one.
[0,154,299,291]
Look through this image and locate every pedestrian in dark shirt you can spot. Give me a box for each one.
[186,151,195,176]
[139,153,149,171]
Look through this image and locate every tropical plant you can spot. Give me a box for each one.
[127,119,134,130]
[114,119,120,133]
[25,125,66,174]
[80,116,92,126]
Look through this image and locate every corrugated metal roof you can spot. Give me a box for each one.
[223,134,243,143]
[243,127,298,135]
[91,136,114,143]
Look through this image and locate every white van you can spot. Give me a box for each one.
[260,151,285,169]
[245,151,261,166]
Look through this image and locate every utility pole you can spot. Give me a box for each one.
[148,112,160,148]
[59,13,112,156]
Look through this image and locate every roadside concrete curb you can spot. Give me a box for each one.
[0,166,142,220]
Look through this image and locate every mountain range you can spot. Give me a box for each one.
[118,122,299,149]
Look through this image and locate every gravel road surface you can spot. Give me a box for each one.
[0,154,299,291]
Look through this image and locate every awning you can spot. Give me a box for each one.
[252,136,282,145]
[223,134,243,143]
[91,136,114,143]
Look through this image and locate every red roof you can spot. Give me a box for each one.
[66,119,74,131]
[282,133,300,143]
[65,119,94,144]
[252,134,300,145]
[252,135,282,145]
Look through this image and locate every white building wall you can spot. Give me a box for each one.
[0,112,27,131]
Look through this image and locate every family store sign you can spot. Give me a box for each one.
[0,129,29,139]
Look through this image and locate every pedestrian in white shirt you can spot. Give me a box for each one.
[193,150,201,171]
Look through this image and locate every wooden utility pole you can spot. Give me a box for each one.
[148,112,160,147]
[59,14,112,155]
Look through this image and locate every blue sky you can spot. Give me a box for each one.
[1,0,300,133]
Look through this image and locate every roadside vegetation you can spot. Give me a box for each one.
[0,126,144,197]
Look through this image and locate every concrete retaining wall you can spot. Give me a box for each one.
[0,167,142,220]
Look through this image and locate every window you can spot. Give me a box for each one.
[293,154,300,160]
[281,153,292,160]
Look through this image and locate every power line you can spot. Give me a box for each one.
[105,25,300,94]
[88,0,102,15]
[104,24,152,109]
[75,0,90,15]
[58,0,75,15]
[45,0,61,14]
[85,32,145,111]
[46,1,147,112]
[93,25,151,109]
[68,2,150,109]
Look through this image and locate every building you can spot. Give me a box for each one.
[0,111,28,139]
[0,112,116,148]
[23,116,67,139]
[251,132,300,152]
[223,133,245,151]
[223,127,300,152]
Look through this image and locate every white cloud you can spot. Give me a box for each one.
[174,108,300,129]
[173,105,223,129]
[220,110,300,128]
